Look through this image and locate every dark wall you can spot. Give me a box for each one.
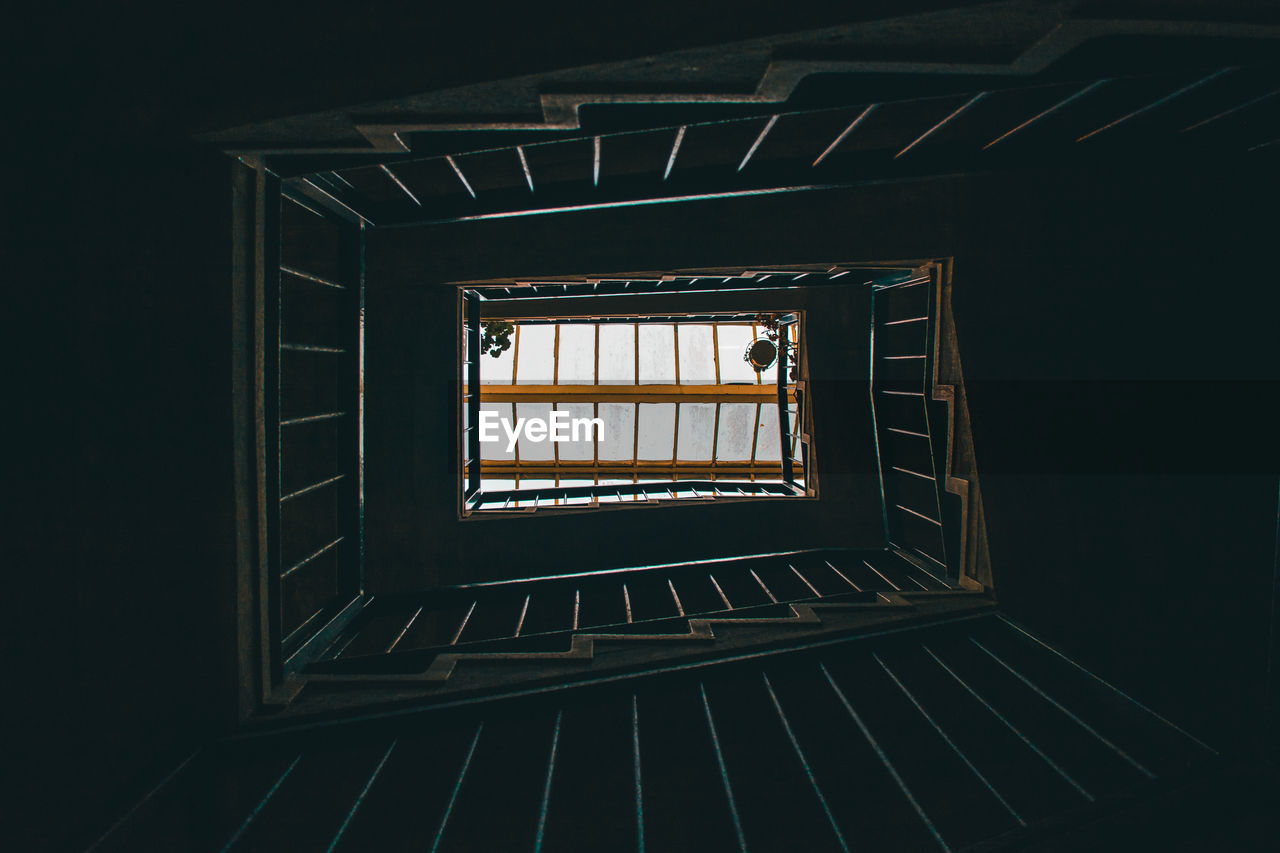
[363,234,886,591]
[943,163,1280,756]
[13,143,1275,853]
[368,156,1280,751]
[12,4,1279,848]
[12,148,240,850]
[20,1,986,144]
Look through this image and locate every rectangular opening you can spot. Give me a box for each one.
[460,298,809,515]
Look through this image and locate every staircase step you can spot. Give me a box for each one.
[324,725,479,853]
[97,614,1224,852]
[924,635,1155,801]
[822,649,1025,848]
[700,675,848,852]
[635,682,743,853]
[304,592,985,686]
[973,617,1217,776]
[537,695,639,852]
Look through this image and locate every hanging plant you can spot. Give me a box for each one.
[743,338,778,371]
[744,314,796,378]
[480,320,514,358]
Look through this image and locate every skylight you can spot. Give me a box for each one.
[461,305,808,514]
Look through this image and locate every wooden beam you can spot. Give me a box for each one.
[476,461,791,477]
[479,384,793,403]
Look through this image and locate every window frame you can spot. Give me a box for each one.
[458,301,811,518]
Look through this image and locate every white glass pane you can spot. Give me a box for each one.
[715,403,756,461]
[554,402,596,460]
[598,324,636,384]
[637,403,676,460]
[480,330,515,383]
[677,325,716,384]
[755,404,781,461]
[516,402,555,460]
[598,403,635,461]
[638,324,676,384]
[483,479,515,493]
[676,403,716,461]
[515,325,555,384]
[557,324,595,384]
[716,324,757,383]
[479,402,514,461]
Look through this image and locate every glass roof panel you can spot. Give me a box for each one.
[597,402,635,461]
[480,332,515,384]
[515,325,555,384]
[715,403,756,461]
[516,402,555,460]
[557,324,595,384]
[677,325,716,384]
[554,402,596,460]
[638,324,676,384]
[676,403,716,461]
[471,314,805,507]
[716,325,758,383]
[479,402,514,460]
[598,324,635,384]
[755,403,781,461]
[636,402,676,460]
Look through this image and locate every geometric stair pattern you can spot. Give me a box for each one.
[284,63,1280,229]
[93,613,1218,851]
[302,548,964,686]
